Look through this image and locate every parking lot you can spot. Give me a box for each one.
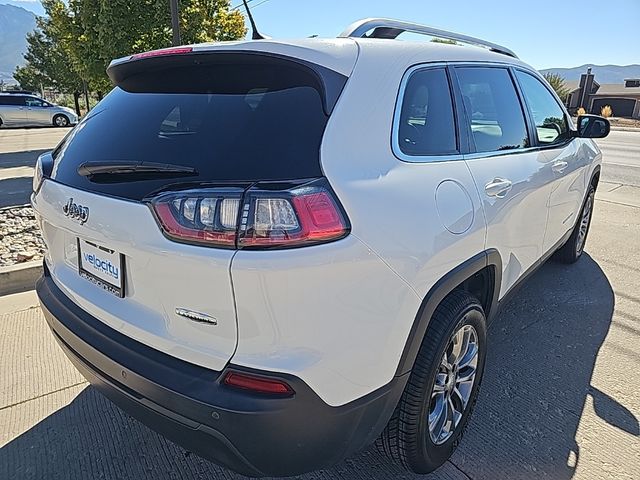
[1,128,639,479]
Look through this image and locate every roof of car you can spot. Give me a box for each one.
[109,36,531,82]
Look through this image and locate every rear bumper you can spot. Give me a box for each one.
[36,266,406,477]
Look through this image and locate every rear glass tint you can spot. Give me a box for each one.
[397,68,457,156]
[52,56,341,201]
[0,96,26,106]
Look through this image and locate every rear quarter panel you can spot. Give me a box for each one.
[231,46,490,406]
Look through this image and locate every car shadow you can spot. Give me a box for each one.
[0,177,33,208]
[0,149,50,169]
[1,254,635,480]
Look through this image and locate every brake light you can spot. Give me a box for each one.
[223,372,294,395]
[149,180,350,250]
[132,47,193,60]
[239,189,348,248]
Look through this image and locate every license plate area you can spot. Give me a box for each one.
[77,238,125,298]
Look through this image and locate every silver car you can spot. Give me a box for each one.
[0,93,78,127]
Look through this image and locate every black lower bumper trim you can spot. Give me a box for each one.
[36,266,407,477]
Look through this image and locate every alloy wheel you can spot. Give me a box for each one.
[576,193,593,255]
[428,323,479,445]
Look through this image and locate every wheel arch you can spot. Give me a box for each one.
[395,249,502,376]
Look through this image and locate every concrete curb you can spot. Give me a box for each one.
[0,260,42,297]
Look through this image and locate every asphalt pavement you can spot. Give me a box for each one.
[0,127,70,208]
[0,127,639,479]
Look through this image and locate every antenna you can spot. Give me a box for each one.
[242,0,268,40]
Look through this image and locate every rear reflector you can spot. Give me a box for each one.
[132,47,193,60]
[223,372,294,395]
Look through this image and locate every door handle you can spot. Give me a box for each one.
[485,178,513,198]
[552,161,568,174]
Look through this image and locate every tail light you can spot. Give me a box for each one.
[150,179,350,250]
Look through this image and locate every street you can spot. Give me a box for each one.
[1,127,639,479]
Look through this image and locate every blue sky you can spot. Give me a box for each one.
[234,0,639,69]
[5,0,639,69]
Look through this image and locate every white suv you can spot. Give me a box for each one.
[33,18,610,477]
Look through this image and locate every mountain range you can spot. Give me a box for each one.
[540,64,640,84]
[0,3,36,83]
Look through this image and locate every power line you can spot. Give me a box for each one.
[230,0,257,11]
[231,0,271,12]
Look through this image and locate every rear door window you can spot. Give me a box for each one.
[0,96,26,106]
[396,67,457,156]
[455,67,530,153]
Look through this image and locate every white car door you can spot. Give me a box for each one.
[455,65,556,296]
[513,69,587,253]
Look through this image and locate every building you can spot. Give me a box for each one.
[566,68,640,118]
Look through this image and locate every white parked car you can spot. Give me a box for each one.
[32,18,610,477]
[0,92,78,127]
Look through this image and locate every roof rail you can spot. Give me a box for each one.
[338,18,518,58]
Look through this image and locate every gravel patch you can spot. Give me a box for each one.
[0,205,45,267]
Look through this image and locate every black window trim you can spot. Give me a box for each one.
[391,62,467,163]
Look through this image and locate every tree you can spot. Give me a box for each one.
[52,0,246,94]
[543,72,570,102]
[14,2,87,114]
[431,38,458,45]
[17,0,246,112]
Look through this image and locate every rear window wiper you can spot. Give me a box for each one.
[77,161,197,177]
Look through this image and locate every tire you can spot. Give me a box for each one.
[553,185,595,264]
[53,114,70,127]
[377,290,487,473]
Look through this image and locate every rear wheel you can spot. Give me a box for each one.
[377,290,487,473]
[53,114,69,127]
[553,185,595,264]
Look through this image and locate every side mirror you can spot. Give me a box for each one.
[576,114,610,139]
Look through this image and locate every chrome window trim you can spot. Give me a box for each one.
[391,62,464,164]
[463,146,539,161]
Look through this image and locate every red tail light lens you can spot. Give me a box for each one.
[151,189,243,248]
[239,187,349,248]
[223,372,294,395]
[150,180,350,250]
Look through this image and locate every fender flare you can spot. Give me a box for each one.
[394,249,502,376]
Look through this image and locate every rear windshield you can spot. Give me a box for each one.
[52,56,341,200]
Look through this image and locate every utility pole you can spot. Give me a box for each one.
[170,0,181,46]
